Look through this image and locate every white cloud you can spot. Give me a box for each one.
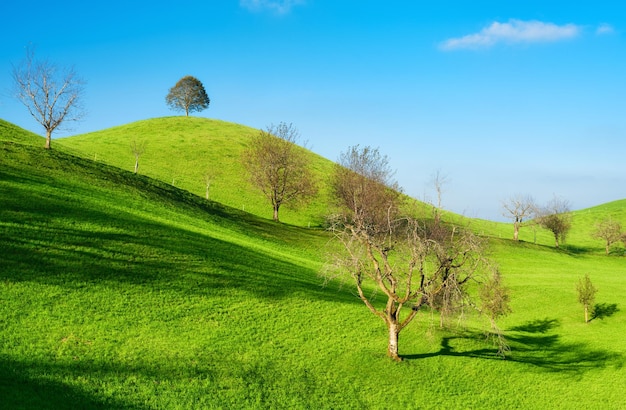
[440,19,580,51]
[240,0,305,14]
[596,23,615,35]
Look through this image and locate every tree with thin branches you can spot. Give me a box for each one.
[592,218,622,255]
[130,139,146,174]
[242,122,317,222]
[502,194,536,241]
[536,196,572,248]
[325,145,508,361]
[12,46,86,149]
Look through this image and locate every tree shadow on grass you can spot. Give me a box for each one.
[404,318,624,375]
[0,152,359,306]
[0,357,145,410]
[592,303,619,321]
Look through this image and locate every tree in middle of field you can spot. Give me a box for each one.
[502,194,536,241]
[536,196,572,248]
[577,274,597,323]
[242,122,317,222]
[324,145,510,361]
[592,218,622,255]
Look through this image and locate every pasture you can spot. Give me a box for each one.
[1,118,625,408]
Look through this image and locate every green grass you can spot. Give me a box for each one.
[57,117,335,227]
[2,119,626,409]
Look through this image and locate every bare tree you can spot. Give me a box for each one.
[130,139,146,174]
[502,194,536,241]
[12,47,86,149]
[592,218,622,255]
[577,274,597,323]
[202,169,219,200]
[430,170,449,223]
[242,122,317,222]
[536,196,572,248]
[325,145,507,361]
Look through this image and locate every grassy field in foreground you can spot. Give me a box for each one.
[1,121,625,408]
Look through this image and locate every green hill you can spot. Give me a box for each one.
[0,119,45,146]
[57,117,335,227]
[2,119,625,408]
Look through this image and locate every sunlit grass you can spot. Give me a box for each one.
[57,116,335,227]
[2,120,626,409]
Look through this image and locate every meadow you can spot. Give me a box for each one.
[1,118,625,409]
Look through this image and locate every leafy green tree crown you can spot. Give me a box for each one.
[166,76,210,116]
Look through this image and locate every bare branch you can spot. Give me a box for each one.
[12,46,85,149]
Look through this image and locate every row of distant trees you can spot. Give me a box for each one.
[502,194,626,254]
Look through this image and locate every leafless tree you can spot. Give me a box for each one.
[536,196,572,248]
[202,169,219,200]
[242,122,317,222]
[502,194,536,241]
[592,218,622,255]
[130,139,146,174]
[12,46,85,149]
[324,145,508,361]
[430,170,449,223]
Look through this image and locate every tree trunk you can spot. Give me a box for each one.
[584,304,589,323]
[134,159,139,174]
[513,221,519,241]
[387,321,401,361]
[273,204,280,222]
[44,129,52,150]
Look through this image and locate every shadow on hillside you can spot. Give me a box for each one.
[0,357,145,409]
[0,159,358,306]
[593,303,619,321]
[404,318,624,374]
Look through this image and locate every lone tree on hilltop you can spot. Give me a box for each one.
[242,122,317,222]
[592,218,622,255]
[536,196,572,248]
[577,274,597,323]
[502,194,536,241]
[166,75,210,116]
[324,145,510,361]
[12,46,85,149]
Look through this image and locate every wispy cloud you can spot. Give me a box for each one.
[440,19,580,51]
[596,23,615,35]
[240,0,305,15]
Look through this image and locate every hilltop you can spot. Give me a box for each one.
[57,116,335,227]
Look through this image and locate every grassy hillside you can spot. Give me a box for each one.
[0,119,45,146]
[57,117,335,227]
[58,116,625,254]
[2,120,625,408]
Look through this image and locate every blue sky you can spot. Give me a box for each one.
[1,0,625,221]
